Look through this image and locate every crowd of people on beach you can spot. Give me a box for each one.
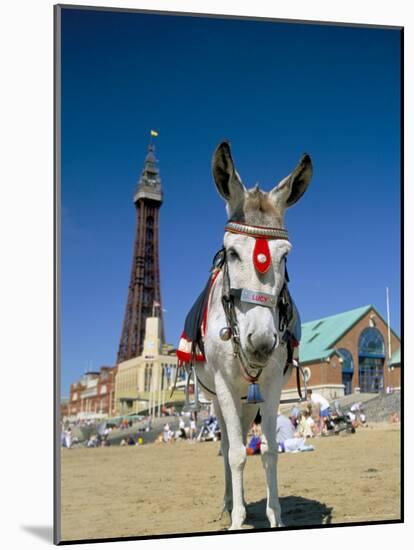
[61,407,214,449]
[157,411,213,444]
[245,389,373,456]
[61,386,400,451]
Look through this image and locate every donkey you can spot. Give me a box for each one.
[194,141,312,530]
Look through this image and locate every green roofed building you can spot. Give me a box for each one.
[282,304,401,401]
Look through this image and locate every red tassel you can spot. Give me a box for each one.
[253,238,271,274]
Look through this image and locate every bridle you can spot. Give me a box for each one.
[182,220,306,408]
[220,221,293,388]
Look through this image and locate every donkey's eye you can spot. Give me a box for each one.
[227,248,241,261]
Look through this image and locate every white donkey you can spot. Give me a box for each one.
[195,141,312,530]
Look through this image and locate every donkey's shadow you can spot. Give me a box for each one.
[245,495,333,529]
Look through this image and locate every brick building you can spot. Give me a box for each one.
[282,305,401,401]
[66,366,118,420]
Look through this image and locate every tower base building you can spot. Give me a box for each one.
[114,317,177,416]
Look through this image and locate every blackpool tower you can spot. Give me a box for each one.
[117,138,164,363]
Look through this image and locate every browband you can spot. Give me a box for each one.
[225,221,289,241]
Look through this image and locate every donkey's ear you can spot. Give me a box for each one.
[212,142,245,207]
[270,154,312,208]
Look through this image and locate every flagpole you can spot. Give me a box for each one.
[386,287,392,367]
[149,129,158,148]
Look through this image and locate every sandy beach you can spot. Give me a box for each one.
[60,423,401,542]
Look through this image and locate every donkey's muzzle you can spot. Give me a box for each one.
[246,331,278,366]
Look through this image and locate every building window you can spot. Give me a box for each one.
[358,327,385,393]
[100,385,107,395]
[144,364,152,391]
[72,392,78,401]
[337,348,354,395]
[359,327,385,356]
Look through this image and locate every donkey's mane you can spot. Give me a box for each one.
[229,186,284,227]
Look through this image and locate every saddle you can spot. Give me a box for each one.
[176,268,220,365]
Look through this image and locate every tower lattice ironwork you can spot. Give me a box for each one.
[117,142,164,363]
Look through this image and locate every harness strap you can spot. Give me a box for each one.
[222,259,263,382]
[296,363,303,400]
[185,240,303,403]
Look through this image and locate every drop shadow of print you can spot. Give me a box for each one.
[245,496,333,529]
[21,525,53,543]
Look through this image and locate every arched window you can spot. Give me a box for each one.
[337,348,354,372]
[358,328,385,393]
[358,328,385,356]
[337,348,354,395]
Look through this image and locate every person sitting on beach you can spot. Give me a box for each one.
[298,410,315,438]
[290,406,301,429]
[276,413,314,453]
[350,403,367,427]
[178,417,187,439]
[247,423,262,455]
[163,423,172,443]
[276,412,295,441]
[350,401,362,413]
[87,435,98,448]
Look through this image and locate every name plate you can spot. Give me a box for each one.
[240,288,277,308]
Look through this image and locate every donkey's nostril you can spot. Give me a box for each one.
[247,332,277,358]
[258,341,274,356]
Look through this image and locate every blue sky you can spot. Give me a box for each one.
[60,8,401,397]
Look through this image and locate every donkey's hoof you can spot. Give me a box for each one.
[227,508,246,530]
[228,524,244,531]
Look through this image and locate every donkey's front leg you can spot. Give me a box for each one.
[213,398,232,523]
[215,374,246,530]
[260,385,284,528]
